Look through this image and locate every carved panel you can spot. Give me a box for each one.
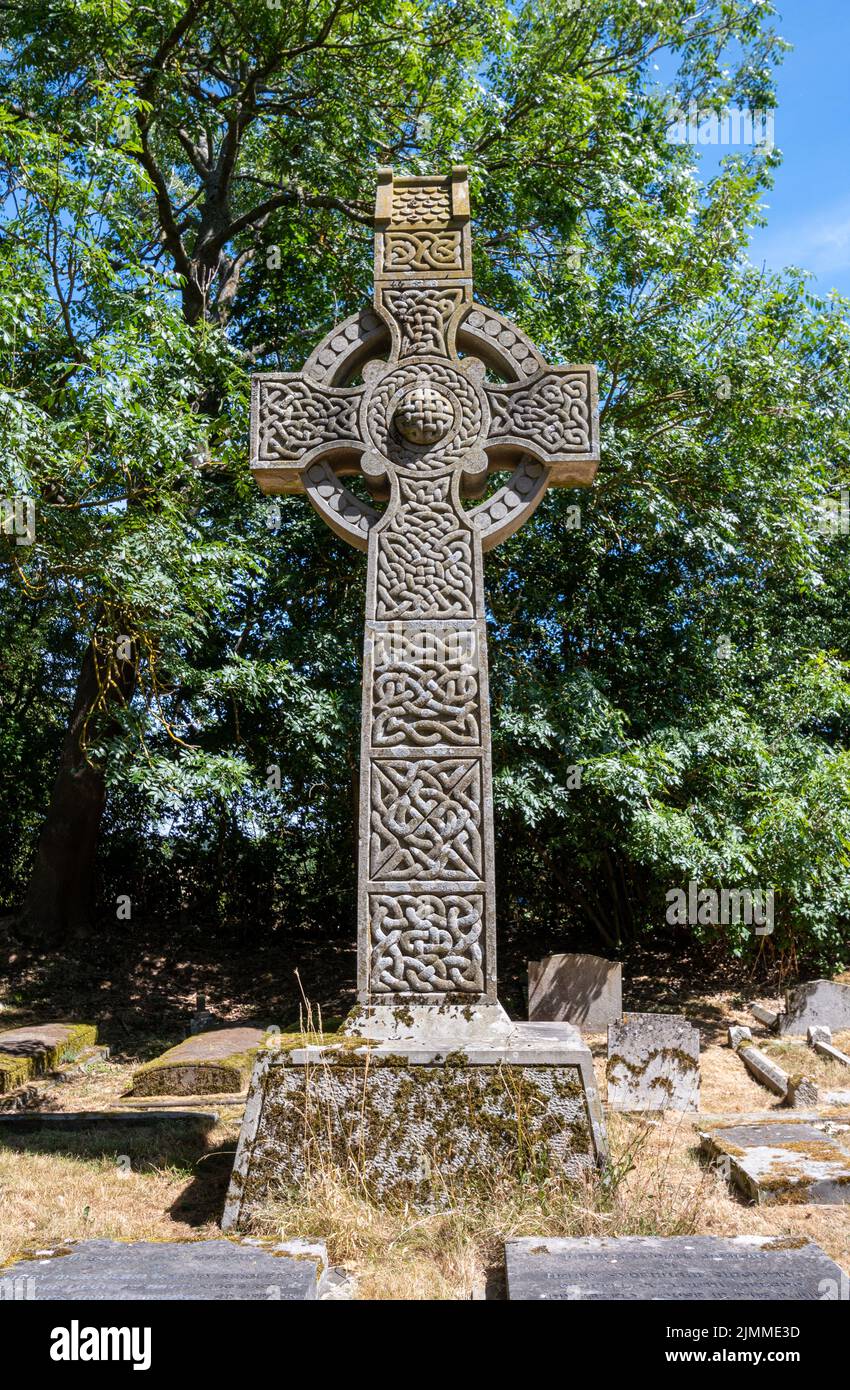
[391,185,452,224]
[256,379,362,461]
[368,892,485,993]
[370,758,483,880]
[486,372,592,455]
[371,627,480,747]
[383,230,463,274]
[380,286,465,358]
[375,477,475,620]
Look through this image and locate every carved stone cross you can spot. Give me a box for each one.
[251,167,599,1011]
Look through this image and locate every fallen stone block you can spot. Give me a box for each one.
[701,1116,850,1204]
[808,1025,850,1069]
[128,1026,269,1096]
[749,1002,779,1029]
[607,1012,699,1112]
[0,1238,326,1300]
[779,979,850,1036]
[0,1023,97,1094]
[727,1026,816,1107]
[504,1235,848,1300]
[528,953,622,1030]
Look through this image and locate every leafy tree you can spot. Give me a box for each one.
[1,0,849,978]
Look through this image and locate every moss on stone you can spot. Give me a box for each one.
[0,1024,97,1095]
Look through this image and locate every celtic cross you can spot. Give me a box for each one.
[251,167,599,1010]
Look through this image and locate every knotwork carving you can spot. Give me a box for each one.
[383,230,462,273]
[369,892,484,993]
[257,379,361,461]
[375,477,475,620]
[366,361,483,473]
[381,286,464,358]
[486,372,592,455]
[372,627,480,747]
[370,758,482,880]
[248,167,600,1004]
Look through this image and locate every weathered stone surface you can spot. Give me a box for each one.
[728,1026,793,1098]
[528,953,622,1030]
[129,1026,267,1096]
[607,1012,699,1112]
[779,979,850,1036]
[749,1002,779,1029]
[701,1117,850,1204]
[786,1074,819,1109]
[0,1239,325,1300]
[0,1023,97,1094]
[504,1235,849,1300]
[808,1025,850,1069]
[223,1022,607,1229]
[231,167,606,1200]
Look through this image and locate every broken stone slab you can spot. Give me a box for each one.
[0,1023,97,1094]
[808,1025,850,1069]
[504,1235,849,1300]
[0,1110,219,1135]
[0,1239,326,1300]
[527,953,622,1030]
[779,979,850,1036]
[727,1026,816,1107]
[128,1026,269,1096]
[223,1019,608,1229]
[749,1002,779,1029]
[701,1116,850,1204]
[606,1012,699,1112]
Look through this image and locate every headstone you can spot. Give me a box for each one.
[701,1117,850,1204]
[786,1073,818,1109]
[0,1239,326,1300]
[504,1235,848,1300]
[129,1026,268,1095]
[607,1012,699,1111]
[0,1022,97,1093]
[225,167,607,1223]
[779,979,850,1035]
[528,953,622,1030]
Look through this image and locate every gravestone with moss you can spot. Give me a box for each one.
[224,168,607,1226]
[607,1012,699,1112]
[128,1026,268,1096]
[0,1022,97,1094]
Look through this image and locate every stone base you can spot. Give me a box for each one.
[222,1013,607,1230]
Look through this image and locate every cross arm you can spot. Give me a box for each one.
[250,372,366,494]
[483,365,600,486]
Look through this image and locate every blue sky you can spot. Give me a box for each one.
[724,0,850,299]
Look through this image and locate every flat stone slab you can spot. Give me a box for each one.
[701,1116,850,1204]
[528,953,622,1030]
[1,1239,325,1301]
[505,1235,849,1300]
[607,1012,699,1112]
[223,1020,607,1228]
[779,979,850,1036]
[0,1110,218,1135]
[0,1023,97,1093]
[129,1026,268,1096]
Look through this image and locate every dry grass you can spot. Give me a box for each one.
[1,996,849,1297]
[250,1106,850,1299]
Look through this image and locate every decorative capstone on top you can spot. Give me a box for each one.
[250,167,600,1007]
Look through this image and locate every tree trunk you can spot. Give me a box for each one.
[15,632,137,946]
